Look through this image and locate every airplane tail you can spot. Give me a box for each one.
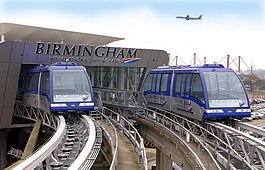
[199,15,203,19]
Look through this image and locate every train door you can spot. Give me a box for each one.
[188,73,205,120]
[158,73,171,109]
[172,73,184,110]
[183,74,192,110]
[173,73,192,110]
[39,71,51,112]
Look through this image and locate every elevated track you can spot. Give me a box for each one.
[10,103,102,170]
[95,88,265,170]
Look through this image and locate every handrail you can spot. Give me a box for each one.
[148,106,254,170]
[93,88,146,108]
[235,121,265,137]
[13,116,65,170]
[103,107,148,170]
[141,108,219,170]
[68,115,96,169]
[91,109,119,170]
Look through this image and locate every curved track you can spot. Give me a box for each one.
[12,105,102,170]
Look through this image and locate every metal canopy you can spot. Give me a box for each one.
[0,22,124,45]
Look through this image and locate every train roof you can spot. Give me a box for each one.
[157,64,224,69]
[151,64,233,73]
[26,62,83,73]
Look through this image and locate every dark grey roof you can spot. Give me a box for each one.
[0,22,124,45]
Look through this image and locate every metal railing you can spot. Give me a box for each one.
[94,88,146,108]
[91,107,148,170]
[14,103,58,130]
[205,121,265,170]
[148,106,254,170]
[139,107,221,170]
[90,109,119,170]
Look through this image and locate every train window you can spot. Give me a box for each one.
[52,70,92,102]
[160,74,169,92]
[190,74,204,103]
[203,72,248,108]
[185,74,192,96]
[143,74,153,92]
[155,74,161,92]
[40,72,50,97]
[152,74,157,91]
[174,74,183,95]
[181,74,187,96]
[25,73,39,91]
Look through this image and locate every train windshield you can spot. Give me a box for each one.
[203,71,249,108]
[52,70,92,102]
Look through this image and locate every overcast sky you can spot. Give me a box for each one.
[0,0,264,70]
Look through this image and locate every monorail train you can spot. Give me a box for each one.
[21,62,94,113]
[142,64,251,120]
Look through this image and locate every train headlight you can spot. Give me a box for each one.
[79,103,94,106]
[236,109,251,112]
[206,109,224,113]
[51,103,67,107]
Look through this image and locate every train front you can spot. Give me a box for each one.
[50,64,94,112]
[201,68,251,119]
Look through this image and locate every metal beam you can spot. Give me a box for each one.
[21,119,42,159]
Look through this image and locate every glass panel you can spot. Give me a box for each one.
[40,72,50,97]
[181,74,186,96]
[185,74,191,96]
[203,72,248,108]
[52,70,91,102]
[160,74,169,92]
[156,74,161,92]
[26,73,39,91]
[174,74,182,95]
[152,74,157,91]
[190,74,204,103]
[143,74,153,91]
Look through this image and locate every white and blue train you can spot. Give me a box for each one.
[21,62,94,113]
[142,64,251,121]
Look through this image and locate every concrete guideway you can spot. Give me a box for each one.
[90,107,148,170]
[137,118,218,170]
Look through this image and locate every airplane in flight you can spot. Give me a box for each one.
[176,15,203,21]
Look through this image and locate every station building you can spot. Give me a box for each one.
[0,23,169,129]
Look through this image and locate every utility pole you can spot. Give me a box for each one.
[227,54,230,68]
[238,56,241,73]
[193,53,196,65]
